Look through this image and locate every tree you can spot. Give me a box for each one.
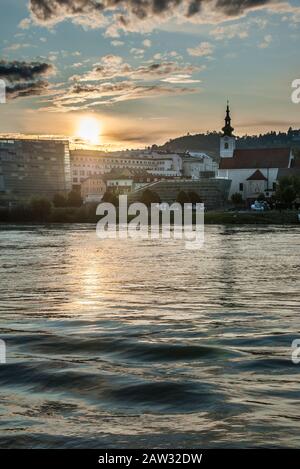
[187,191,203,205]
[231,192,243,206]
[101,191,119,206]
[275,175,300,207]
[30,197,52,221]
[280,186,296,206]
[140,189,161,207]
[176,190,190,206]
[67,190,83,207]
[53,193,67,207]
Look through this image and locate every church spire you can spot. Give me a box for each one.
[222,101,234,137]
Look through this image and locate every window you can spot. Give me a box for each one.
[239,183,244,192]
[224,142,229,150]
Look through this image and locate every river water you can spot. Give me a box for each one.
[0,224,299,448]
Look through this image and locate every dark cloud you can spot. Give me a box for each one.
[187,0,202,17]
[215,0,273,16]
[48,79,199,110]
[30,0,104,23]
[28,0,280,31]
[107,127,177,144]
[71,55,201,81]
[0,60,55,83]
[6,80,50,99]
[0,60,54,100]
[68,80,198,99]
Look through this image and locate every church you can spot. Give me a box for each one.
[218,103,295,203]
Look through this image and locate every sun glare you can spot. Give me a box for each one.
[77,116,101,145]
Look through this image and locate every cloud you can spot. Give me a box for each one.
[210,23,249,40]
[209,16,269,40]
[27,0,290,35]
[106,126,176,145]
[3,43,33,53]
[111,40,124,46]
[44,80,200,110]
[0,60,55,100]
[18,18,31,29]
[143,39,152,48]
[258,33,272,48]
[130,47,145,57]
[29,0,106,28]
[0,60,55,83]
[187,41,214,56]
[51,55,202,110]
[161,74,201,83]
[71,55,202,82]
[6,80,50,99]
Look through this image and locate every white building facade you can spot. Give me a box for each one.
[70,149,182,187]
[183,153,218,179]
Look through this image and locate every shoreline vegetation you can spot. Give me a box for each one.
[1,174,299,225]
[0,205,299,225]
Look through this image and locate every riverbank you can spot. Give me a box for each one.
[0,206,299,225]
[204,209,299,224]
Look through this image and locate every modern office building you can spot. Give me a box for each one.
[0,138,71,204]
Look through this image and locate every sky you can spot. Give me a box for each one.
[0,0,300,149]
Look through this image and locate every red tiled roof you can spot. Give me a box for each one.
[247,170,268,181]
[219,148,291,170]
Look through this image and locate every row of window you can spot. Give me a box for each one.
[73,158,157,165]
[108,181,132,186]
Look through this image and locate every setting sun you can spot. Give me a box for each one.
[76,116,101,145]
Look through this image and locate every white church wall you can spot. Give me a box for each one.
[218,168,279,199]
[220,136,236,158]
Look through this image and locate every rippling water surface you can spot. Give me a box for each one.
[0,224,299,448]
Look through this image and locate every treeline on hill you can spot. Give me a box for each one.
[158,132,221,160]
[158,128,300,161]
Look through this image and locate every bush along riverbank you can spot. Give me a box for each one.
[0,202,299,225]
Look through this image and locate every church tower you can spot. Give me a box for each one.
[220,101,235,158]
